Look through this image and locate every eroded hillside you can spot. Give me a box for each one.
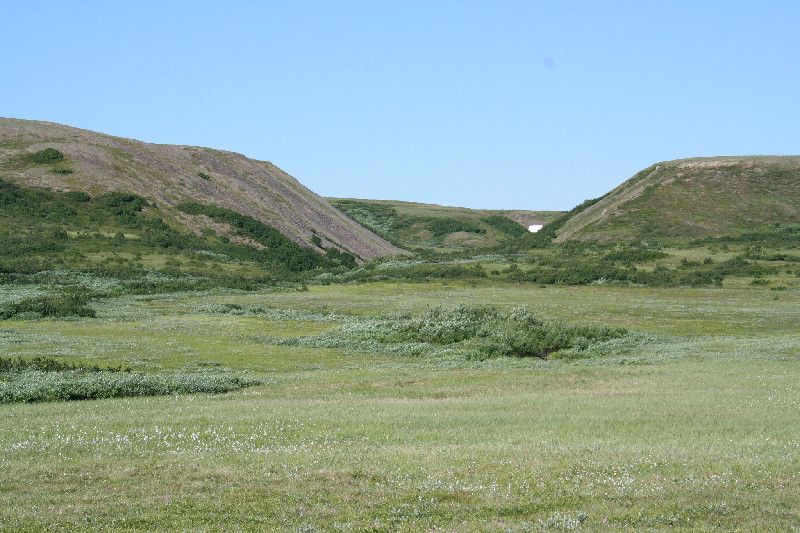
[0,118,403,259]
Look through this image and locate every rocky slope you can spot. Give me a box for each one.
[0,118,404,259]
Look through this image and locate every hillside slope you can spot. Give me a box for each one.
[329,197,561,251]
[556,156,800,242]
[0,118,403,259]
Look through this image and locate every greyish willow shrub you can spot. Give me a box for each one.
[0,368,262,403]
[387,305,626,358]
[280,304,628,360]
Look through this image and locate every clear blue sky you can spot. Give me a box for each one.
[3,1,799,210]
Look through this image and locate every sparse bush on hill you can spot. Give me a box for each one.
[26,147,64,164]
[64,191,91,202]
[693,224,800,248]
[0,179,354,291]
[98,192,149,226]
[332,200,533,248]
[50,167,74,174]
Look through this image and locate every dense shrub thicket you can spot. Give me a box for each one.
[481,215,528,237]
[0,293,96,319]
[423,218,485,237]
[386,305,626,358]
[318,237,791,288]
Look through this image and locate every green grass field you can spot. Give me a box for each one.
[2,281,799,531]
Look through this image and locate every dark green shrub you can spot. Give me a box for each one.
[27,148,64,164]
[425,218,485,237]
[65,191,91,202]
[177,202,329,272]
[481,216,528,237]
[1,293,96,319]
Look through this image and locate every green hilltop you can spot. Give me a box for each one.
[555,156,800,242]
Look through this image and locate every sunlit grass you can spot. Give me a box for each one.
[1,282,799,530]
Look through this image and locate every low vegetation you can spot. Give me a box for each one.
[1,281,798,530]
[481,214,528,237]
[0,356,261,404]
[2,125,799,529]
[26,147,64,164]
[176,201,347,271]
[280,304,628,360]
[0,292,96,319]
[330,198,557,250]
[555,158,800,241]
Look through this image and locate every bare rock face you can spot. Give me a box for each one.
[0,118,405,259]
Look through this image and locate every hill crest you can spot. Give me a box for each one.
[555,155,800,242]
[0,118,404,259]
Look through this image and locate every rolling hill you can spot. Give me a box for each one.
[328,197,561,251]
[555,156,800,242]
[0,118,403,260]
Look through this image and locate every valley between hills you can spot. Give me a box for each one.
[1,119,799,531]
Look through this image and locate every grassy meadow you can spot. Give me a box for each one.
[2,281,799,531]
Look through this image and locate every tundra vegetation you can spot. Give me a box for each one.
[1,158,799,530]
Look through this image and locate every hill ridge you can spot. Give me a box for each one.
[555,155,800,242]
[0,117,404,259]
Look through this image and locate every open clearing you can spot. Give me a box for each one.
[2,282,799,531]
